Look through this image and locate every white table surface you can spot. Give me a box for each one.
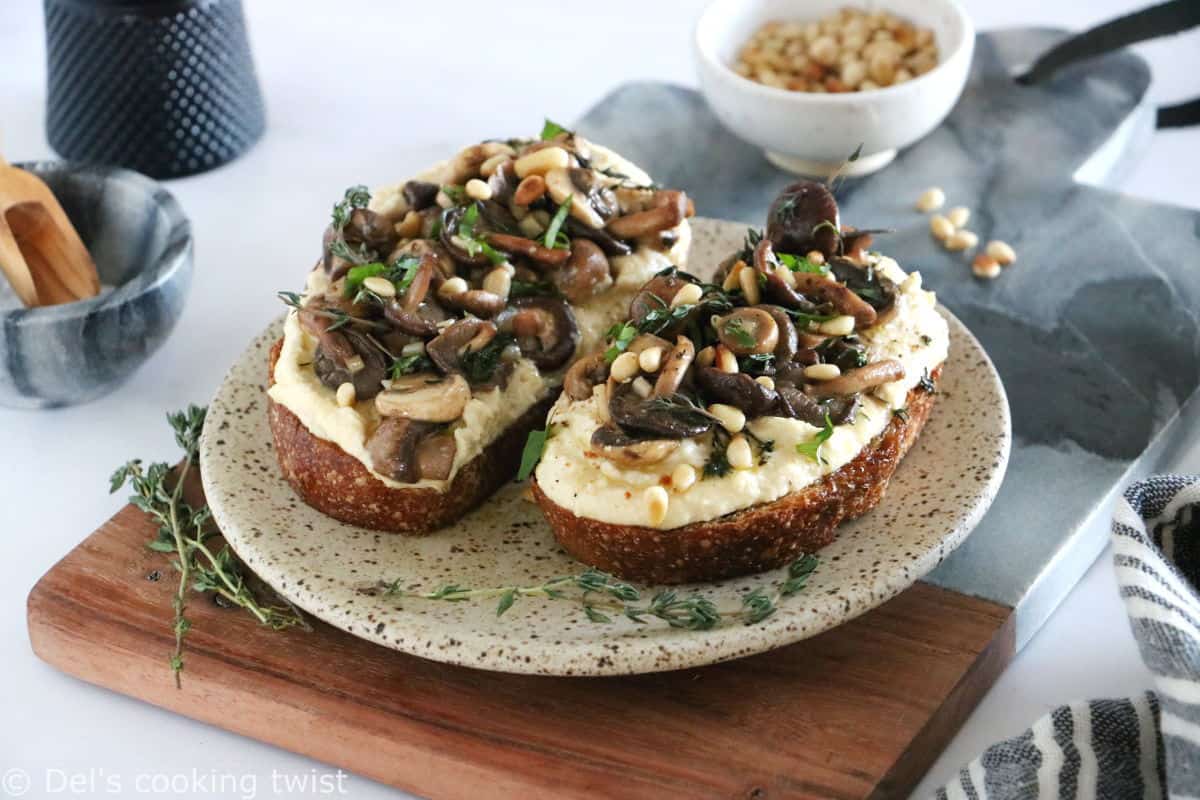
[1,1,1197,797]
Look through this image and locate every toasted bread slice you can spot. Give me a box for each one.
[531,369,939,584]
[268,339,553,534]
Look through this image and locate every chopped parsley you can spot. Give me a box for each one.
[604,322,638,363]
[343,255,421,301]
[796,414,834,465]
[389,352,435,378]
[460,333,513,384]
[517,428,550,480]
[440,184,466,205]
[540,119,572,140]
[777,251,830,275]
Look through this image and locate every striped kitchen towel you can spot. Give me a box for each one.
[938,475,1200,800]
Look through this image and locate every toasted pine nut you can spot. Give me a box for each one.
[482,267,511,300]
[818,315,856,336]
[644,485,670,526]
[804,363,842,381]
[513,174,547,205]
[805,250,826,265]
[929,214,954,240]
[362,276,396,298]
[395,210,422,239]
[947,206,970,227]
[986,240,1016,265]
[631,376,653,398]
[738,265,761,305]
[436,189,454,209]
[638,346,664,373]
[465,178,493,201]
[481,141,516,157]
[972,254,1001,279]
[610,351,641,382]
[708,403,746,433]
[671,282,704,307]
[401,341,425,357]
[715,345,739,374]
[671,463,697,492]
[514,146,569,178]
[945,230,978,251]
[723,260,746,292]
[916,187,945,212]
[335,382,356,407]
[696,346,716,368]
[479,154,509,178]
[755,375,776,390]
[727,435,754,470]
[438,276,469,298]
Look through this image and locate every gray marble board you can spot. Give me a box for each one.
[577,27,1200,649]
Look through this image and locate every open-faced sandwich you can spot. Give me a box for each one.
[530,181,949,583]
[268,123,693,533]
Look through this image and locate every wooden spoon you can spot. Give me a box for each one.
[0,154,100,307]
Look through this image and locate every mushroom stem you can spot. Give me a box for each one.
[806,359,905,397]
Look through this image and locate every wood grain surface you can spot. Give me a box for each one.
[27,473,1014,800]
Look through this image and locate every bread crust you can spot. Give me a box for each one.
[268,339,555,534]
[531,368,941,583]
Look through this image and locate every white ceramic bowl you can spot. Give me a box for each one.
[694,0,974,176]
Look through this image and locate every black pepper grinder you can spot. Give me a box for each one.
[44,0,266,179]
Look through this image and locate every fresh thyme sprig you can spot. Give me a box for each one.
[370,556,818,629]
[110,406,308,687]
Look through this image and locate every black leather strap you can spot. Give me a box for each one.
[1017,0,1200,128]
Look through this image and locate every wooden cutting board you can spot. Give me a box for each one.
[28,471,1013,800]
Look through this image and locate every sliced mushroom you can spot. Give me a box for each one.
[484,232,570,268]
[829,257,898,315]
[806,359,905,398]
[416,433,457,481]
[403,180,440,212]
[494,297,579,370]
[544,167,606,229]
[653,336,696,396]
[695,366,779,417]
[376,373,470,422]
[606,190,687,240]
[554,238,612,303]
[629,273,689,332]
[311,328,389,400]
[590,425,679,467]
[791,272,877,328]
[427,319,492,374]
[627,332,672,354]
[715,308,779,356]
[774,384,826,426]
[443,289,507,319]
[759,305,799,363]
[383,301,438,337]
[766,180,841,258]
[367,418,436,484]
[607,381,715,439]
[564,352,609,401]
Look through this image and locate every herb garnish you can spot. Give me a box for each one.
[460,333,513,383]
[517,428,549,481]
[456,203,507,265]
[373,554,818,628]
[390,352,435,378]
[604,321,639,363]
[796,414,835,465]
[328,185,372,265]
[540,118,573,140]
[109,407,308,687]
[509,278,560,299]
[343,255,421,302]
[722,317,757,349]
[739,353,775,375]
[918,369,937,394]
[543,194,572,250]
[737,227,764,262]
[777,251,831,275]
[277,291,356,332]
[893,407,910,422]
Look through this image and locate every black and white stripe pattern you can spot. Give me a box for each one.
[938,475,1200,799]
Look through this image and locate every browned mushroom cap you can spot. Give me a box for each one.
[438,206,492,267]
[606,190,688,240]
[754,240,821,314]
[494,297,580,370]
[403,180,439,211]
[629,272,689,328]
[758,305,799,362]
[554,238,612,303]
[484,233,570,268]
[653,336,696,396]
[427,319,493,374]
[806,359,905,397]
[766,180,841,258]
[791,271,877,328]
[607,381,716,439]
[416,433,457,480]
[311,328,389,400]
[696,366,779,417]
[564,352,609,401]
[383,301,438,337]
[344,207,396,253]
[376,373,471,422]
[367,418,438,484]
[590,425,679,467]
[715,308,779,356]
[444,289,507,319]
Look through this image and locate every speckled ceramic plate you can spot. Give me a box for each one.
[200,218,1011,676]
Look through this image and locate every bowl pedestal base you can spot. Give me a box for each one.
[766,147,897,177]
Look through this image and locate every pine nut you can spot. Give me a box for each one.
[632,376,653,398]
[726,435,754,470]
[514,146,569,178]
[513,175,547,205]
[805,250,826,265]
[916,187,945,212]
[945,230,978,251]
[696,346,716,368]
[336,382,356,407]
[482,267,511,300]
[671,282,704,307]
[947,206,970,227]
[644,485,670,526]
[755,375,775,390]
[438,276,469,298]
[465,178,493,201]
[708,403,746,433]
[671,463,697,492]
[610,351,641,382]
[929,214,954,240]
[818,315,856,336]
[436,189,454,209]
[715,345,739,374]
[804,363,842,381]
[738,265,761,305]
[395,210,421,239]
[363,276,396,298]
[479,154,509,178]
[723,260,745,292]
[638,346,664,373]
[986,240,1017,265]
[972,254,1001,279]
[401,341,425,357]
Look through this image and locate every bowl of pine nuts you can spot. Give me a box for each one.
[695,0,973,176]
